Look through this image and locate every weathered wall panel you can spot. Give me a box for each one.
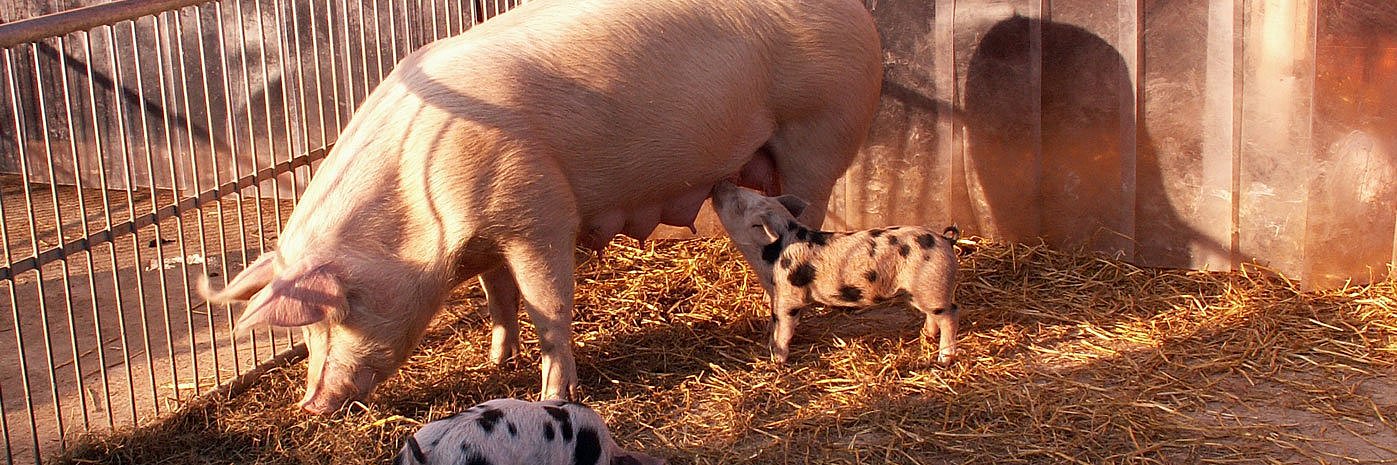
[1237,0,1315,277]
[1138,0,1238,271]
[1305,0,1397,287]
[831,0,953,230]
[952,0,1043,243]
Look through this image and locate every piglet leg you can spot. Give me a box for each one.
[479,266,521,365]
[916,301,959,364]
[768,293,803,363]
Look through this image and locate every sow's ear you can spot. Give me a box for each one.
[234,264,347,333]
[198,252,277,303]
[774,194,808,219]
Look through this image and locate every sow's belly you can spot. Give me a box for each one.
[577,151,780,250]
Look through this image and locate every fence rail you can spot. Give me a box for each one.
[0,1,519,462]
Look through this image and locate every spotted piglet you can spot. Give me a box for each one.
[710,181,962,363]
[394,398,665,465]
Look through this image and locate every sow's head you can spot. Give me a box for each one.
[199,251,436,414]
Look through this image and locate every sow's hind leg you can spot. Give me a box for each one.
[765,111,877,229]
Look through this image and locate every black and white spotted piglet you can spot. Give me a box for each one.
[710,181,962,363]
[394,398,666,465]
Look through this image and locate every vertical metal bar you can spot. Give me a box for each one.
[457,0,468,32]
[42,36,98,434]
[129,17,179,413]
[102,23,142,425]
[250,0,285,354]
[442,0,454,36]
[0,383,12,464]
[151,9,198,401]
[320,0,345,137]
[371,0,386,81]
[275,0,306,351]
[0,60,16,465]
[233,0,269,366]
[402,0,414,52]
[213,0,258,374]
[273,0,304,205]
[200,5,243,380]
[152,11,193,404]
[430,0,440,40]
[78,27,123,428]
[469,0,478,27]
[356,0,372,92]
[58,33,110,429]
[173,4,215,394]
[2,46,46,464]
[252,0,287,232]
[340,0,359,112]
[387,0,400,64]
[299,0,330,178]
[71,29,119,432]
[26,40,75,448]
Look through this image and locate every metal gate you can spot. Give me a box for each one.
[0,1,519,462]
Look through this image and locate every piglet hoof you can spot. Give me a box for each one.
[767,347,790,365]
[934,349,958,366]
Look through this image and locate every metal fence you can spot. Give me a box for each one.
[0,0,520,462]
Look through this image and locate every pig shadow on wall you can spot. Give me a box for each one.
[958,15,1227,267]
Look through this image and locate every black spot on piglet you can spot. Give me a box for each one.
[574,427,603,465]
[838,286,863,302]
[462,451,491,465]
[761,240,782,263]
[864,270,879,282]
[543,423,556,442]
[398,436,426,465]
[916,233,938,249]
[788,263,817,287]
[899,244,911,257]
[542,406,573,442]
[507,421,517,437]
[458,444,491,465]
[475,408,505,433]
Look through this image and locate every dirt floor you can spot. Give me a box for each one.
[52,236,1397,464]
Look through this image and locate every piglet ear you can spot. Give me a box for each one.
[234,265,346,333]
[774,195,808,219]
[612,451,667,465]
[757,212,786,244]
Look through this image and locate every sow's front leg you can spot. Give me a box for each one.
[479,266,522,365]
[503,236,579,400]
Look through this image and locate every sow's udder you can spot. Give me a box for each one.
[579,153,780,250]
[581,184,711,250]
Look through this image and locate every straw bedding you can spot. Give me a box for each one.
[59,237,1397,464]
